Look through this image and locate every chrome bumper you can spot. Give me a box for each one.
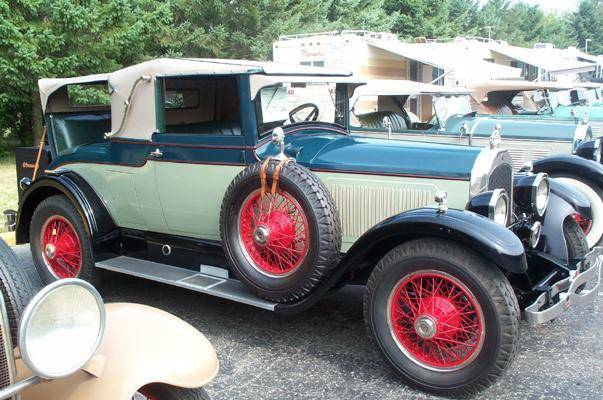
[524,247,602,325]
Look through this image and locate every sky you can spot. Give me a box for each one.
[480,0,580,13]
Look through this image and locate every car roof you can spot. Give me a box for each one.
[353,79,471,97]
[38,58,361,141]
[469,80,574,103]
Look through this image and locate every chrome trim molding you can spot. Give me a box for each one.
[525,247,602,325]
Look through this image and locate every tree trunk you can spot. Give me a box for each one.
[31,89,44,146]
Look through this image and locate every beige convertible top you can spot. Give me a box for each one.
[469,80,573,103]
[353,79,471,98]
[38,58,357,140]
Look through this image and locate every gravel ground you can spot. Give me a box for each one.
[13,245,603,400]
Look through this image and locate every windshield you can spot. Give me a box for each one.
[433,95,472,126]
[255,82,346,136]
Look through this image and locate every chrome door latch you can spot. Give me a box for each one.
[149,148,163,158]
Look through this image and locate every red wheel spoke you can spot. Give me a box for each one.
[388,271,484,370]
[41,216,82,279]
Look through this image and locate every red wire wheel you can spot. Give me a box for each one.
[238,189,310,276]
[388,270,485,370]
[40,216,83,279]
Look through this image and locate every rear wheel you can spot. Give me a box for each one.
[364,239,519,397]
[29,195,100,285]
[553,176,603,248]
[135,384,210,400]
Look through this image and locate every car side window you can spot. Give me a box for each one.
[162,76,241,136]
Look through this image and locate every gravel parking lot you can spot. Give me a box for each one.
[13,245,603,400]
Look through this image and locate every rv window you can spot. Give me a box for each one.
[67,84,110,108]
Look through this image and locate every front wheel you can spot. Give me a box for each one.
[364,239,520,397]
[135,384,210,400]
[553,175,603,248]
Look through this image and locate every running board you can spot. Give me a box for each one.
[95,256,277,311]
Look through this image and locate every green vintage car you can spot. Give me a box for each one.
[350,79,603,249]
[14,59,601,397]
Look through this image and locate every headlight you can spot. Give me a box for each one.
[488,189,509,226]
[534,175,550,216]
[19,279,105,379]
[514,173,549,217]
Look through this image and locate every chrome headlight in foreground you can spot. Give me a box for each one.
[514,173,550,217]
[19,279,105,379]
[488,189,509,226]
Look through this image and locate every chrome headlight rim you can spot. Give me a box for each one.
[529,221,542,248]
[18,279,105,380]
[488,188,509,226]
[532,173,550,217]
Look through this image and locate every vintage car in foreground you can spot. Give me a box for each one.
[350,79,603,248]
[13,59,601,397]
[0,238,217,400]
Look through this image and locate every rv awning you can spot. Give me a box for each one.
[490,45,596,75]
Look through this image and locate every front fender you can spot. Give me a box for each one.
[17,303,218,400]
[339,208,527,274]
[533,154,603,189]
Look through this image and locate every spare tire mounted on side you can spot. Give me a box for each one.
[220,159,341,303]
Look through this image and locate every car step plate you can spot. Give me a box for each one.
[95,256,277,311]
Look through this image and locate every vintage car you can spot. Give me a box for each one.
[0,238,217,400]
[350,79,603,248]
[469,80,603,139]
[13,59,602,396]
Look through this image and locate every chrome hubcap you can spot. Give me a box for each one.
[44,243,56,260]
[253,225,270,246]
[414,315,437,339]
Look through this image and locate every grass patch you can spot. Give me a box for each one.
[0,156,17,233]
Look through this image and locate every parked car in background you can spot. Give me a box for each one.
[13,59,601,397]
[0,238,217,400]
[469,80,603,140]
[350,79,603,248]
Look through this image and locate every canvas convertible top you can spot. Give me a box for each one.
[38,58,361,140]
[469,80,574,104]
[352,79,471,98]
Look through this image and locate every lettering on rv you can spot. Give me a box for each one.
[301,49,325,59]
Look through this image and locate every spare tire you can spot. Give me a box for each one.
[220,160,341,303]
[0,238,35,344]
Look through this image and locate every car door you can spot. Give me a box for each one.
[150,74,254,240]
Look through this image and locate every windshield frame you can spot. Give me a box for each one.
[433,94,473,128]
[254,81,349,138]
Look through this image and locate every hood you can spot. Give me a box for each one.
[256,129,481,180]
[445,115,581,142]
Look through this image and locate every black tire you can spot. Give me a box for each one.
[364,239,520,397]
[0,237,35,344]
[220,160,341,303]
[564,216,588,263]
[137,384,210,400]
[29,195,100,285]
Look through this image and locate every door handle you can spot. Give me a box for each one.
[149,148,163,158]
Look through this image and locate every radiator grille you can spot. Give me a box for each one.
[330,184,433,238]
[0,317,10,391]
[488,162,513,199]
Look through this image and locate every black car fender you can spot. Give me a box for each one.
[533,154,603,189]
[16,171,118,248]
[541,179,591,261]
[338,207,527,274]
[274,207,527,315]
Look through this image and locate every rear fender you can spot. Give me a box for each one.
[17,303,219,400]
[16,171,117,249]
[338,207,527,274]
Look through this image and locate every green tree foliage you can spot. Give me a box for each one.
[573,0,603,54]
